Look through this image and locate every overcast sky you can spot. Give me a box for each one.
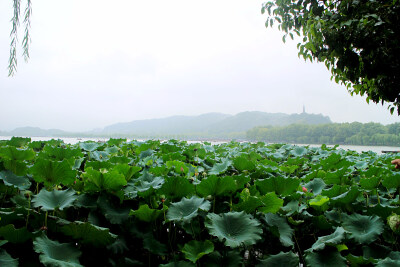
[0,0,399,132]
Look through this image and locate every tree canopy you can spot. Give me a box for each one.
[262,0,400,114]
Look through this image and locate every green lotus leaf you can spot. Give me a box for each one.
[203,251,242,267]
[290,146,308,157]
[346,254,377,266]
[7,136,31,147]
[305,250,346,267]
[233,188,263,213]
[159,261,194,267]
[78,142,99,152]
[304,178,326,195]
[166,160,188,174]
[255,176,300,196]
[330,186,360,205]
[104,145,119,154]
[89,151,110,162]
[61,221,117,247]
[167,196,210,223]
[360,176,380,190]
[107,237,128,255]
[197,175,236,197]
[382,173,400,189]
[143,233,167,255]
[206,211,262,248]
[113,164,141,181]
[182,240,214,263]
[263,213,294,247]
[0,170,31,190]
[354,161,368,170]
[0,224,32,243]
[32,188,77,211]
[0,146,35,161]
[342,214,383,244]
[97,196,130,224]
[209,159,232,175]
[307,227,346,252]
[362,244,391,259]
[33,235,83,267]
[159,176,195,200]
[130,204,163,222]
[41,145,83,161]
[0,249,18,267]
[376,258,400,267]
[367,204,400,220]
[134,172,164,195]
[256,251,299,267]
[233,154,256,172]
[84,160,113,170]
[309,195,330,211]
[30,158,76,187]
[107,138,126,146]
[83,167,127,192]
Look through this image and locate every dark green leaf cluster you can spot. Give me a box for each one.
[0,136,399,265]
[263,0,400,114]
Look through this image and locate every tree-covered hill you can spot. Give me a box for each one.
[247,122,400,146]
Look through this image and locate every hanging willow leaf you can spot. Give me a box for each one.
[206,211,262,248]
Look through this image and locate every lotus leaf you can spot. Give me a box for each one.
[305,250,346,267]
[32,188,77,211]
[159,176,195,200]
[33,235,83,267]
[256,251,299,267]
[78,142,99,152]
[167,196,210,223]
[0,170,31,190]
[343,214,383,244]
[0,224,32,243]
[30,158,76,187]
[208,159,231,175]
[307,227,347,252]
[197,175,236,197]
[263,213,294,247]
[206,211,262,248]
[0,249,18,267]
[255,176,300,196]
[130,204,163,222]
[61,221,117,247]
[181,240,214,263]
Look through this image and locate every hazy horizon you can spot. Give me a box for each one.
[1,0,399,132]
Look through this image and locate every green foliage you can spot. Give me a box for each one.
[247,122,400,146]
[0,138,399,265]
[263,0,400,114]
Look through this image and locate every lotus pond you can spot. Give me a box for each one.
[0,137,399,266]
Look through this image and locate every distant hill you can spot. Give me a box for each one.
[101,111,331,136]
[1,111,332,138]
[6,127,71,137]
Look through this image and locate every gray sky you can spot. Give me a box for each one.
[0,0,399,132]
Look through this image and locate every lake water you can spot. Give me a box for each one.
[0,136,399,154]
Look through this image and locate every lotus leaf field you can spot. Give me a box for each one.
[0,137,400,266]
